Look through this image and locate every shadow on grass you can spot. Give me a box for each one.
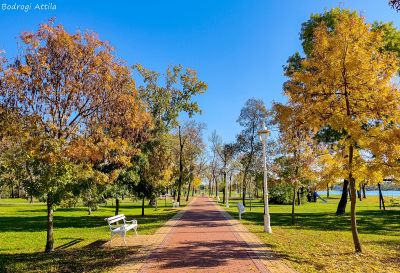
[235,209,400,236]
[0,211,177,232]
[0,240,141,273]
[55,239,84,250]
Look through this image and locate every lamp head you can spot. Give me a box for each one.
[257,121,269,142]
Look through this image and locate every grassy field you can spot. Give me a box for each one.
[220,195,400,273]
[0,197,186,273]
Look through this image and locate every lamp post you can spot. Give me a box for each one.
[222,166,229,208]
[258,122,272,233]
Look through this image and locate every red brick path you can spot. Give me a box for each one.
[139,197,270,273]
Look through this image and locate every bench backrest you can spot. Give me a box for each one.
[105,214,125,224]
[237,202,245,212]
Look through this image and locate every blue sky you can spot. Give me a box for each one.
[0,0,399,144]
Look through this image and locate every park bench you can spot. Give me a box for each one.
[172,201,180,208]
[105,214,137,246]
[237,202,245,220]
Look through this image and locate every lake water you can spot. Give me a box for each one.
[319,190,400,197]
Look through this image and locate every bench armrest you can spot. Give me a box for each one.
[125,219,137,225]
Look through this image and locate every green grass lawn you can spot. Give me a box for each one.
[0,197,186,273]
[219,195,400,273]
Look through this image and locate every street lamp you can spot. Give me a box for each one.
[222,166,229,208]
[258,122,272,233]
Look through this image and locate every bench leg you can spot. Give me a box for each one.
[134,227,138,236]
[122,233,127,246]
[109,233,113,247]
[239,213,241,220]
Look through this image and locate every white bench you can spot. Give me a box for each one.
[237,202,245,220]
[172,201,180,208]
[105,214,137,246]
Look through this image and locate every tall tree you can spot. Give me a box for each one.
[0,22,150,252]
[236,99,268,206]
[273,103,315,224]
[209,130,223,199]
[174,121,205,203]
[294,8,400,213]
[284,12,400,252]
[134,64,207,202]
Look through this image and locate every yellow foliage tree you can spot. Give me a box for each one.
[284,13,400,252]
[273,103,316,224]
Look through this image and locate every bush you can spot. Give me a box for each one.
[269,183,293,204]
[268,183,308,205]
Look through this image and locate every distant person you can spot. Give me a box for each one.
[307,192,312,202]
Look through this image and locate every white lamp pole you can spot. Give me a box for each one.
[258,122,272,233]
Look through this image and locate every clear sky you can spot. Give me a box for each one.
[0,0,399,144]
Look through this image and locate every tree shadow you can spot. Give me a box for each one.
[237,209,400,236]
[0,211,177,232]
[144,239,286,270]
[55,238,84,250]
[0,240,141,273]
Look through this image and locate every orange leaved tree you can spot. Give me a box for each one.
[284,13,400,252]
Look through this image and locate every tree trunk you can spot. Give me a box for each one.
[229,177,232,198]
[177,126,184,203]
[10,185,14,198]
[297,189,301,205]
[249,185,252,212]
[291,186,296,225]
[141,197,145,216]
[362,184,366,199]
[115,198,119,215]
[348,144,362,253]
[242,170,248,206]
[326,183,330,198]
[215,178,218,199]
[222,188,226,204]
[186,179,191,202]
[192,186,195,197]
[378,183,385,210]
[336,179,349,215]
[350,178,362,252]
[242,186,246,206]
[45,197,54,253]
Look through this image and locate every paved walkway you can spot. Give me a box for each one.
[137,197,296,273]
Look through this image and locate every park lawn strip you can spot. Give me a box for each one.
[0,197,187,273]
[220,196,400,273]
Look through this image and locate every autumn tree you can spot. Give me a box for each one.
[295,8,400,213]
[209,130,223,199]
[272,103,315,224]
[0,22,150,252]
[134,64,207,203]
[174,121,205,203]
[284,12,400,252]
[217,143,236,204]
[236,98,268,206]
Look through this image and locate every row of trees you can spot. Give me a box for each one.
[0,21,208,252]
[207,9,400,254]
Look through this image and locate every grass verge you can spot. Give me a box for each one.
[219,195,400,273]
[0,197,185,273]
